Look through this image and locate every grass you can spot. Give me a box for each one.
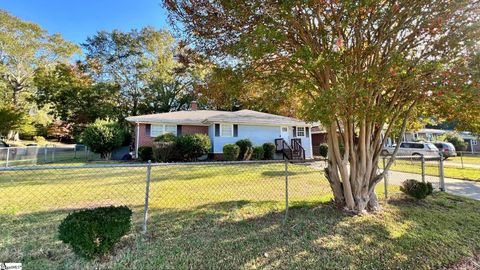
[447,156,480,165]
[389,160,480,182]
[1,162,479,269]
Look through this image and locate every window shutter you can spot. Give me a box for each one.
[293,127,297,137]
[145,124,151,136]
[233,125,238,137]
[306,127,310,137]
[215,124,220,137]
[177,125,182,136]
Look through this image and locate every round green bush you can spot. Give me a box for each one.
[252,146,264,160]
[138,146,153,161]
[176,134,211,161]
[319,143,328,159]
[262,142,275,160]
[223,144,240,161]
[81,120,124,159]
[235,139,253,160]
[153,141,180,162]
[58,206,132,259]
[400,179,433,199]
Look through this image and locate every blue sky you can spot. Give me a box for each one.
[1,0,171,45]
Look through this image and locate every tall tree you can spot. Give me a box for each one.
[34,62,120,136]
[0,10,79,108]
[165,0,480,212]
[83,27,189,117]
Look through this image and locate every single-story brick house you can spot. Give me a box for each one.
[126,102,314,160]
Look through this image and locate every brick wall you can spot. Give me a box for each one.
[134,124,210,156]
[180,125,208,135]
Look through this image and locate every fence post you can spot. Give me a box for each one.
[143,160,152,233]
[421,154,425,183]
[44,146,47,163]
[460,152,464,169]
[382,157,388,200]
[84,146,88,160]
[5,147,10,168]
[439,153,445,191]
[283,159,289,224]
[74,144,77,159]
[52,144,56,163]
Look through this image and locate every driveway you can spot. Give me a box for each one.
[387,170,480,200]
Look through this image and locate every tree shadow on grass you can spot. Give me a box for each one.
[2,194,480,269]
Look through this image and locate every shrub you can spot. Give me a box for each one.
[235,139,253,160]
[58,206,132,259]
[138,146,153,161]
[400,179,433,199]
[319,143,328,159]
[81,120,124,159]
[223,144,240,161]
[176,134,211,161]
[153,141,179,162]
[262,142,275,160]
[154,133,176,142]
[33,135,47,145]
[252,146,264,160]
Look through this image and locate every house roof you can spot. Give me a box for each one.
[125,109,311,126]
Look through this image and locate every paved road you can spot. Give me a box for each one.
[387,170,480,200]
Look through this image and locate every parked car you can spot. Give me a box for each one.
[382,142,440,157]
[433,142,457,159]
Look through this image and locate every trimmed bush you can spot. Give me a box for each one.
[252,146,264,160]
[138,146,153,161]
[176,134,211,161]
[262,142,275,160]
[81,120,124,159]
[235,139,253,160]
[58,206,132,259]
[154,133,176,142]
[319,143,328,159]
[153,141,179,162]
[400,179,433,199]
[223,144,240,161]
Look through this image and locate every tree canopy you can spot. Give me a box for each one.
[165,0,480,212]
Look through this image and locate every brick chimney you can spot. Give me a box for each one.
[190,101,198,111]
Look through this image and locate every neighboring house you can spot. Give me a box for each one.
[126,102,314,160]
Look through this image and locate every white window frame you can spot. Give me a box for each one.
[296,126,306,137]
[220,124,234,137]
[150,124,177,137]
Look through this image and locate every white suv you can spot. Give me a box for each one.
[382,142,439,157]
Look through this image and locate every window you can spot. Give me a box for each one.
[220,124,233,137]
[297,127,305,137]
[282,127,288,132]
[473,140,478,145]
[150,124,177,137]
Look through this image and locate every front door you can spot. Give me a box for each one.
[280,127,289,141]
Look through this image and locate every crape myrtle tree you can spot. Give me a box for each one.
[165,0,480,212]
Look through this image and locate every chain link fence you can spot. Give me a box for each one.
[0,160,331,264]
[380,155,445,198]
[0,145,100,167]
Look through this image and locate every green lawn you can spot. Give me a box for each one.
[389,160,480,182]
[447,156,480,165]
[1,162,479,269]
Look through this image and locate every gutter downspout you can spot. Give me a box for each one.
[136,121,140,159]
